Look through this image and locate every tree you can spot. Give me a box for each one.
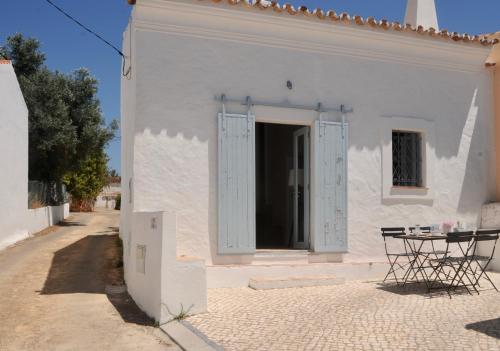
[63,152,109,212]
[0,34,45,76]
[1,34,117,183]
[109,169,119,178]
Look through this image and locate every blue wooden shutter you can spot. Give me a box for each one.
[313,120,348,253]
[218,113,256,254]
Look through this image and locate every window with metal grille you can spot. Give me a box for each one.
[392,131,423,187]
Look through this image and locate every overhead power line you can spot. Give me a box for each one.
[42,0,130,76]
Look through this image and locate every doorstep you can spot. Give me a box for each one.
[207,261,388,288]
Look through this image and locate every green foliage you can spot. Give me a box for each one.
[114,193,121,210]
[63,153,109,204]
[1,34,117,182]
[109,169,119,178]
[0,33,45,76]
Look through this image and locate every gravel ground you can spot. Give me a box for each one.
[0,209,179,351]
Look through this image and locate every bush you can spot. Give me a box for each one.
[63,153,108,212]
[114,193,121,210]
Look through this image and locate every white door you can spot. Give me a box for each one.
[313,120,348,253]
[218,112,256,254]
[293,127,310,249]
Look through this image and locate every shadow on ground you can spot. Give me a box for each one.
[466,318,500,339]
[57,221,87,227]
[376,282,470,299]
[41,231,154,326]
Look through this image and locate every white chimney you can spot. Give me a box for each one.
[404,0,439,30]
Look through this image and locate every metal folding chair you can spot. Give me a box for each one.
[465,230,500,292]
[428,231,476,296]
[381,227,413,285]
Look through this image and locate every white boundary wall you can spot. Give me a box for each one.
[125,211,207,323]
[27,203,70,235]
[479,203,500,271]
[0,61,29,251]
[0,61,70,251]
[0,203,70,251]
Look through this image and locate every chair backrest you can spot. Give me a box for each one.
[446,231,474,243]
[472,230,500,261]
[381,227,406,237]
[409,226,431,233]
[475,229,500,240]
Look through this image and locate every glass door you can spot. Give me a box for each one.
[293,127,310,249]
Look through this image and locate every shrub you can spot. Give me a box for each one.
[115,193,121,210]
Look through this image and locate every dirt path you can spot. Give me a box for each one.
[0,209,179,351]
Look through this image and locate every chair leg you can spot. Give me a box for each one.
[482,271,499,292]
[428,261,447,291]
[383,255,400,284]
[448,261,475,295]
[473,260,499,292]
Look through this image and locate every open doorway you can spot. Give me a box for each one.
[255,122,310,250]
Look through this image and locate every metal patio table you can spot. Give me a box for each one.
[394,234,448,289]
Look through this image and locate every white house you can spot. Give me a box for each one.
[121,0,498,321]
[0,60,70,251]
[95,182,121,209]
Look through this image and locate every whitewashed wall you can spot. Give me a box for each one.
[120,21,136,242]
[27,203,70,235]
[0,62,29,250]
[122,0,495,265]
[0,62,71,251]
[126,211,206,323]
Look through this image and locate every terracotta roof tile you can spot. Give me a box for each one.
[128,0,499,47]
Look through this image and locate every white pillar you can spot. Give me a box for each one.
[404,0,439,30]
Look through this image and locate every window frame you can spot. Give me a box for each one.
[380,116,435,203]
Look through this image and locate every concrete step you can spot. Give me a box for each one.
[252,250,309,265]
[249,275,345,290]
[207,262,388,288]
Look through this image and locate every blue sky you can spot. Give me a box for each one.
[1,0,499,174]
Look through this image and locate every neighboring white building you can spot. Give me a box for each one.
[0,60,29,249]
[95,182,121,209]
[0,60,69,251]
[121,0,499,321]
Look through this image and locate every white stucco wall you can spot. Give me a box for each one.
[0,62,71,251]
[122,0,495,266]
[27,203,70,235]
[120,21,136,242]
[126,211,206,323]
[0,62,29,250]
[479,203,500,271]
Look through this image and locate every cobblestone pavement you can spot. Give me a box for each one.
[187,275,500,351]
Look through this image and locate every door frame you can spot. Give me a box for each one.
[293,127,310,249]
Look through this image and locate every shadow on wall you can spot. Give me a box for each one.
[457,86,495,217]
[466,318,500,339]
[40,230,153,326]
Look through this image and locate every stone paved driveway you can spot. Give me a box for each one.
[187,275,500,350]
